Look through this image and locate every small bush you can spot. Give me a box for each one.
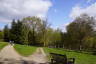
[92,50,96,55]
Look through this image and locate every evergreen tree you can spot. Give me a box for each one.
[10,19,17,42]
[15,20,23,44]
[0,30,3,41]
[3,25,10,42]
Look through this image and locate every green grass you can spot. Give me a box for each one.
[44,47,96,64]
[14,44,37,56]
[0,42,8,50]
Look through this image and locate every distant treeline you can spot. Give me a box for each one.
[0,14,96,51]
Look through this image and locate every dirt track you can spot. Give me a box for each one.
[0,44,48,64]
[0,44,22,60]
[26,48,48,63]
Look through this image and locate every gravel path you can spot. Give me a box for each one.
[0,44,22,60]
[26,48,48,63]
[0,45,48,64]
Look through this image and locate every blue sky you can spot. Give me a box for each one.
[0,0,96,31]
[48,0,96,30]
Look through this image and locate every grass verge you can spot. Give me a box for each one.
[14,44,37,56]
[43,47,96,64]
[0,42,8,50]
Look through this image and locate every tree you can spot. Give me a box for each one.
[0,30,3,41]
[3,25,10,42]
[83,36,95,50]
[61,32,71,49]
[22,16,45,45]
[38,20,50,46]
[9,17,49,45]
[42,28,53,47]
[20,24,29,45]
[15,20,23,44]
[10,19,24,44]
[66,14,94,50]
[28,30,34,45]
[51,29,62,48]
[10,19,17,42]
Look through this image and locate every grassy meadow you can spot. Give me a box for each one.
[44,47,96,64]
[14,44,37,56]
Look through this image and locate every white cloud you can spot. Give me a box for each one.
[55,22,70,32]
[70,2,96,19]
[0,0,52,23]
[62,22,72,32]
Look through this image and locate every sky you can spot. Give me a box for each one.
[0,0,96,31]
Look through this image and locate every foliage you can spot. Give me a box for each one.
[10,20,24,44]
[2,14,96,51]
[3,25,10,42]
[7,16,62,47]
[65,14,95,50]
[0,31,3,41]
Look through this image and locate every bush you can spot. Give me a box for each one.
[92,50,96,55]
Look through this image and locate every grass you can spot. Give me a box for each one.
[43,47,96,64]
[14,44,37,56]
[0,42,8,50]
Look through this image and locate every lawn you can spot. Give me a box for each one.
[14,44,37,56]
[0,42,8,50]
[44,47,96,64]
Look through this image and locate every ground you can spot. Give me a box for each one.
[24,48,48,63]
[44,47,96,64]
[0,44,22,60]
[0,44,48,64]
[0,42,96,64]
